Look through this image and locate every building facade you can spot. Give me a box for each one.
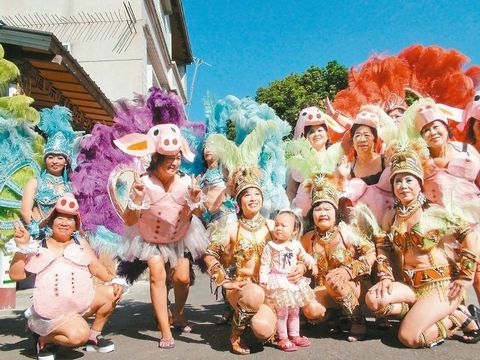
[0,0,193,104]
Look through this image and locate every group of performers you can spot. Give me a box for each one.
[2,43,480,359]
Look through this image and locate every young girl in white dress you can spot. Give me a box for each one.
[259,209,317,351]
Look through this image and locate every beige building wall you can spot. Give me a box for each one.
[0,0,190,103]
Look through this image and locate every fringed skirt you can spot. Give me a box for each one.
[265,270,314,308]
[122,215,208,267]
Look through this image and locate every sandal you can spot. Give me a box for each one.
[289,336,311,347]
[230,335,250,355]
[347,321,367,342]
[468,304,480,325]
[173,322,194,333]
[158,337,175,349]
[276,338,297,352]
[456,306,480,344]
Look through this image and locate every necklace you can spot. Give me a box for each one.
[239,215,265,232]
[395,192,426,218]
[314,226,337,244]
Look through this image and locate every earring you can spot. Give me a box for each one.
[393,197,401,208]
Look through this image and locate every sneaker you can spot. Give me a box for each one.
[85,335,115,353]
[36,341,55,360]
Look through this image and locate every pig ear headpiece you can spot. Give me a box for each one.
[114,124,195,162]
[294,106,346,139]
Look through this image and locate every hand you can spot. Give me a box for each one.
[336,155,351,180]
[326,268,350,290]
[368,278,393,299]
[223,281,249,291]
[325,97,336,116]
[13,221,30,247]
[189,176,202,202]
[448,278,472,300]
[287,264,306,284]
[130,172,145,205]
[111,283,124,304]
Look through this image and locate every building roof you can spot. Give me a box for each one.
[0,24,115,131]
[171,0,193,64]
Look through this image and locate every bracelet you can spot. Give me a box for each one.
[376,254,394,281]
[105,277,130,290]
[127,198,149,211]
[207,261,230,287]
[458,249,478,281]
[5,237,39,255]
[341,256,371,280]
[185,192,207,210]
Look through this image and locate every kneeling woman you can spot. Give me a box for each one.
[300,175,376,341]
[9,193,124,358]
[365,142,480,348]
[204,168,285,354]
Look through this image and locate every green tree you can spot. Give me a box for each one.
[255,61,348,130]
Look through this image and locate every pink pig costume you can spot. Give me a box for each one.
[114,124,208,265]
[18,194,94,336]
[414,104,480,206]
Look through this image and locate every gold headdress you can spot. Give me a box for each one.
[387,140,430,185]
[306,174,340,209]
[380,93,408,114]
[230,166,262,198]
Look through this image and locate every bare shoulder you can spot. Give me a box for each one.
[301,230,314,251]
[381,208,396,231]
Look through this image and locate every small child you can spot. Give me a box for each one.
[259,209,316,352]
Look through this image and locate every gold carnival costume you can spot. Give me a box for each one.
[373,141,479,347]
[305,175,376,326]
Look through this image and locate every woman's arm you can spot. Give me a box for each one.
[8,222,33,281]
[286,175,300,202]
[20,178,38,224]
[82,238,115,282]
[123,173,146,226]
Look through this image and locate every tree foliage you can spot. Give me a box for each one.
[255,61,348,130]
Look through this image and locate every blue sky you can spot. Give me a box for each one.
[183,0,480,122]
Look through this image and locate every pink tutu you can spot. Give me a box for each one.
[265,270,314,308]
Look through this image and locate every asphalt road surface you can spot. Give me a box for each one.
[1,272,479,360]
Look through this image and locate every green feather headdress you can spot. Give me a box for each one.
[205,120,277,197]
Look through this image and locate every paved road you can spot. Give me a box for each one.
[1,272,479,360]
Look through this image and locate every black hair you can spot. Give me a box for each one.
[146,153,167,172]
[350,124,378,144]
[44,153,71,177]
[466,118,479,145]
[304,124,331,148]
[305,202,342,232]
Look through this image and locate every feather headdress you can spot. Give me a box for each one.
[334,45,480,118]
[206,120,277,197]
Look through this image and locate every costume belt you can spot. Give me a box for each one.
[403,264,452,288]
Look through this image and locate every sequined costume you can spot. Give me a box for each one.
[27,171,72,237]
[306,223,375,288]
[199,165,236,226]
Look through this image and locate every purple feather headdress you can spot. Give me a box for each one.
[72,88,198,239]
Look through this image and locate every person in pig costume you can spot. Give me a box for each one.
[8,193,125,359]
[114,123,208,349]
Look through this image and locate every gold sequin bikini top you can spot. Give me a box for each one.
[390,222,440,253]
[312,230,354,278]
[232,223,272,282]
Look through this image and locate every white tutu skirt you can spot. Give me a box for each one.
[265,272,314,308]
[122,215,208,267]
[27,306,88,336]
